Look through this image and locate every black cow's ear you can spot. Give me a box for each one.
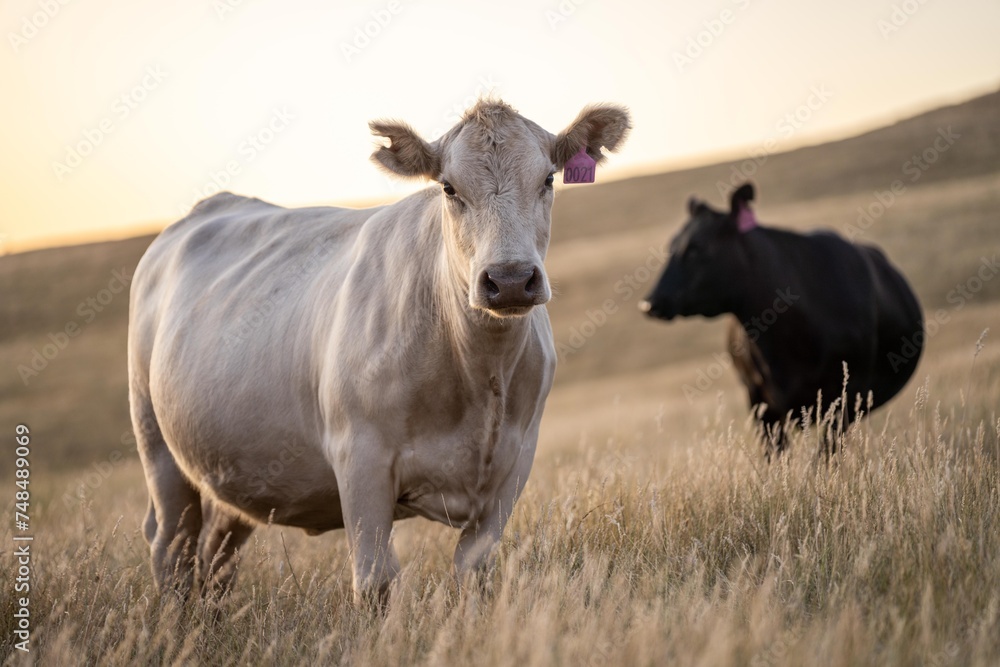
[730,182,755,214]
[687,197,700,215]
[730,182,760,233]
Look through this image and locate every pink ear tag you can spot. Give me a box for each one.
[563,147,596,184]
[737,206,757,233]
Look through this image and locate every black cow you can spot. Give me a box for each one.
[641,183,923,457]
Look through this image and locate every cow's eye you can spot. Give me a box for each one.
[441,181,457,197]
[544,172,555,188]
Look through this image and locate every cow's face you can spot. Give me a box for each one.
[370,101,630,319]
[640,183,756,321]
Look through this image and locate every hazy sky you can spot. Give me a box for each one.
[1,0,998,251]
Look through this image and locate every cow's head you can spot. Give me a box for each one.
[640,183,757,321]
[371,100,630,319]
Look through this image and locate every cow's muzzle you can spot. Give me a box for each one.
[639,297,677,321]
[475,262,548,315]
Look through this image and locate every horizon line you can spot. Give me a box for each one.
[4,81,996,257]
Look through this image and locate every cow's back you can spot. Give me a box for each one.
[755,230,878,369]
[739,228,921,420]
[740,230,886,419]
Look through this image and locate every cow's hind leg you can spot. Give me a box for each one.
[197,499,254,597]
[132,392,203,597]
[146,451,203,597]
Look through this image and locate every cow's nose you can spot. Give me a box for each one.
[639,297,668,319]
[479,263,545,310]
[640,297,677,321]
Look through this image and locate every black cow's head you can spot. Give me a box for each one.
[640,182,757,321]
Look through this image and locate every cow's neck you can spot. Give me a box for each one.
[434,233,533,391]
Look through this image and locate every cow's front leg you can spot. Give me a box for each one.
[454,518,503,584]
[453,455,533,588]
[334,439,400,607]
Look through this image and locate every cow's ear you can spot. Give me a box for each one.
[730,182,758,233]
[730,182,755,214]
[687,197,701,216]
[369,120,440,179]
[552,104,632,170]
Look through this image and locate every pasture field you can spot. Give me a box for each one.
[1,339,999,666]
[1,91,999,665]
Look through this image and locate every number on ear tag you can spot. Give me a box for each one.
[563,147,596,184]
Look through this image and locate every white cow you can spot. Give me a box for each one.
[128,99,631,602]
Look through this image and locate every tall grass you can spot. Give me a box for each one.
[3,371,999,666]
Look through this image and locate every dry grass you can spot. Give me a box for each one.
[3,346,998,665]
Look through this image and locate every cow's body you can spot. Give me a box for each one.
[129,100,630,601]
[131,190,553,527]
[643,183,922,456]
[723,229,922,429]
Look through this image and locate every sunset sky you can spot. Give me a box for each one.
[1,0,998,252]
